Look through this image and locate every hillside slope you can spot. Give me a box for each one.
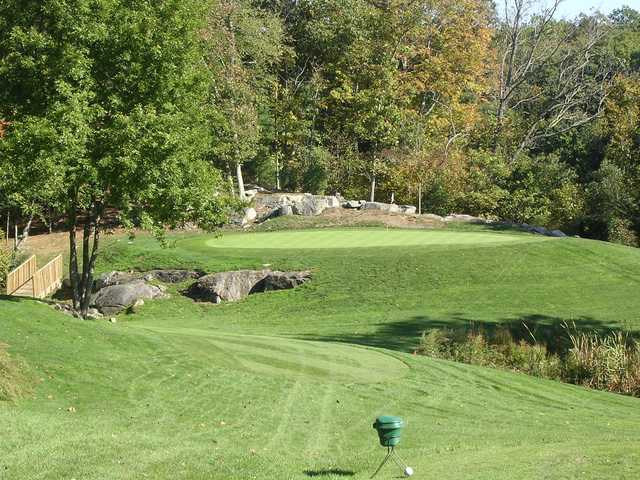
[2,227,640,479]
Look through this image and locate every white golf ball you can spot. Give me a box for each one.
[404,466,414,477]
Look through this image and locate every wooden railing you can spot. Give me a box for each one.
[32,255,63,299]
[5,254,63,299]
[6,255,37,295]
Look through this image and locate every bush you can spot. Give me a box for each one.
[565,331,640,396]
[607,217,638,247]
[0,229,11,290]
[498,155,584,227]
[302,146,331,195]
[417,324,640,397]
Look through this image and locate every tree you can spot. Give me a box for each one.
[203,0,284,198]
[0,0,229,316]
[495,0,612,157]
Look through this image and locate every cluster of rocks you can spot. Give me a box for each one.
[231,187,570,237]
[53,267,311,318]
[185,269,312,304]
[258,193,342,218]
[515,223,567,238]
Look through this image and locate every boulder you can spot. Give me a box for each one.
[362,202,400,213]
[91,281,167,315]
[400,205,417,215]
[549,229,567,238]
[278,205,294,217]
[343,200,364,209]
[255,193,306,209]
[93,271,140,292]
[144,269,205,283]
[244,189,258,201]
[444,214,486,224]
[421,213,445,222]
[186,270,271,303]
[244,207,257,222]
[322,196,341,209]
[251,271,312,293]
[185,269,311,304]
[530,226,549,235]
[293,194,329,216]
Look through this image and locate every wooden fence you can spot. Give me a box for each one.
[6,255,37,296]
[6,254,63,299]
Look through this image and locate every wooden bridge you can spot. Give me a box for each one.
[5,254,63,299]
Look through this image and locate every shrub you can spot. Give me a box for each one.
[0,229,11,290]
[565,331,640,396]
[417,324,640,397]
[607,217,638,247]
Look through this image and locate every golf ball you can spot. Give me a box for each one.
[404,466,414,477]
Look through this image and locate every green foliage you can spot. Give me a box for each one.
[301,146,331,195]
[418,324,640,397]
[565,330,640,396]
[607,218,639,247]
[455,151,510,216]
[499,155,584,227]
[0,230,10,290]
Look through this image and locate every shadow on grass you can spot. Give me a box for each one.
[301,314,630,354]
[304,469,355,477]
[0,294,27,303]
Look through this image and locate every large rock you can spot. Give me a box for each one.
[549,229,567,238]
[293,194,329,216]
[362,202,400,213]
[231,207,258,226]
[343,200,365,209]
[444,214,486,224]
[251,271,312,293]
[399,205,417,215]
[244,207,257,222]
[185,269,311,304]
[144,269,204,283]
[93,271,140,291]
[322,196,341,209]
[186,270,271,303]
[244,189,258,202]
[278,205,294,217]
[421,213,445,222]
[91,281,167,315]
[254,193,306,209]
[530,225,549,235]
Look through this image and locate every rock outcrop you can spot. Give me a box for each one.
[144,269,204,283]
[92,281,167,315]
[185,269,311,304]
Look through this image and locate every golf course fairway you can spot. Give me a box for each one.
[2,227,640,479]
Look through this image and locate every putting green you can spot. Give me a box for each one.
[207,229,543,249]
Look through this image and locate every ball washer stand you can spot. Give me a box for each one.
[371,416,413,478]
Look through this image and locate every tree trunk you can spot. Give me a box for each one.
[15,213,34,250]
[418,184,422,215]
[236,162,245,200]
[5,211,9,245]
[369,176,376,203]
[275,156,281,191]
[68,205,81,310]
[79,205,102,317]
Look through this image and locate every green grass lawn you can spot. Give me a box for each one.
[2,227,640,479]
